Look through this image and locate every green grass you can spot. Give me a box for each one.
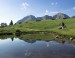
[0,18,75,37]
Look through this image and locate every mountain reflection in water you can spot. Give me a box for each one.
[0,38,75,58]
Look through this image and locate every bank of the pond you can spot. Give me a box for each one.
[0,31,75,41]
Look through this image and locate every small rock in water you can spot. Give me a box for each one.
[55,35,59,38]
[73,39,75,41]
[70,37,73,40]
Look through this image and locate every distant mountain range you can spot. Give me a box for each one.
[16,15,53,24]
[53,13,70,19]
[16,13,75,24]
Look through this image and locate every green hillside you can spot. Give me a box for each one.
[0,18,75,37]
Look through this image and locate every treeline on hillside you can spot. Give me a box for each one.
[0,20,13,27]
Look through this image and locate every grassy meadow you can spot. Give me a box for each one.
[0,18,75,38]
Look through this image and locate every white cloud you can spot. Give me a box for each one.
[51,3,54,5]
[46,10,48,13]
[21,2,29,10]
[51,2,58,6]
[72,7,75,10]
[44,10,59,16]
[55,2,58,5]
[44,10,49,15]
[64,7,75,12]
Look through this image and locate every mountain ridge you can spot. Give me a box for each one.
[16,13,72,24]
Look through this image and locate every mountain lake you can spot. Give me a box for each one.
[0,36,75,58]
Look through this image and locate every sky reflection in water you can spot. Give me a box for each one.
[0,38,75,58]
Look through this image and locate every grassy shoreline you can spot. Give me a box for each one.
[0,31,74,39]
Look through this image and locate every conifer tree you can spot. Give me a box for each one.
[9,20,13,25]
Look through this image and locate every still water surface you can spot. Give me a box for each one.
[0,38,75,58]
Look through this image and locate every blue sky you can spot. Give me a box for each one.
[0,0,75,24]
